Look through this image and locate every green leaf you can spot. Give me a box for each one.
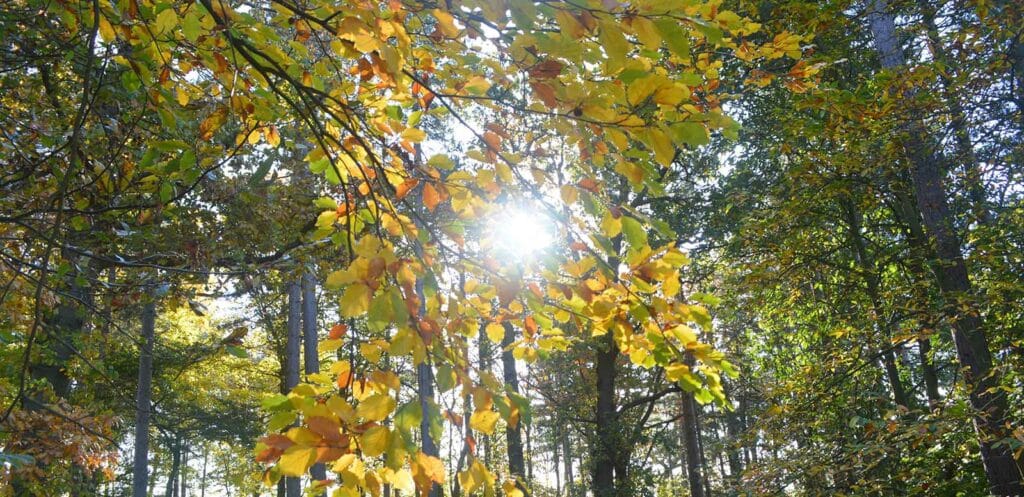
[621,216,647,249]
[654,19,690,59]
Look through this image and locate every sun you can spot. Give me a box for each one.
[487,206,554,260]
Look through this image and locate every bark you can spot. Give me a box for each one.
[179,438,187,497]
[918,338,942,405]
[414,276,442,497]
[592,332,618,497]
[867,2,1024,493]
[200,446,208,497]
[284,281,302,497]
[478,327,493,467]
[561,420,574,497]
[301,272,326,491]
[132,299,156,497]
[165,436,181,497]
[721,380,743,481]
[680,387,705,497]
[501,322,527,491]
[843,198,910,408]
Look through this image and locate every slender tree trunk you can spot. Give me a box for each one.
[501,322,528,492]
[165,436,181,497]
[479,327,493,468]
[680,387,706,497]
[867,2,1024,493]
[721,380,743,482]
[592,332,618,497]
[301,272,326,492]
[285,281,302,497]
[413,276,442,497]
[843,198,910,407]
[132,299,156,497]
[562,419,574,497]
[180,438,187,497]
[917,0,991,225]
[200,445,207,497]
[918,338,942,405]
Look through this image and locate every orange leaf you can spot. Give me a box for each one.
[482,131,501,152]
[307,417,342,444]
[423,183,441,212]
[529,59,564,79]
[395,178,419,200]
[530,81,558,108]
[329,323,348,339]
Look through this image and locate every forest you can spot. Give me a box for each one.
[1,0,1022,496]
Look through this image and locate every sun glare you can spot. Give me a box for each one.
[489,207,554,260]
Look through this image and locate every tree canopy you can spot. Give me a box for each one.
[1,0,1022,496]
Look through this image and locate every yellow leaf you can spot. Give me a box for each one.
[340,284,371,318]
[98,16,116,43]
[401,128,426,142]
[357,394,396,422]
[503,480,524,497]
[559,184,579,204]
[432,9,460,38]
[265,126,281,147]
[359,426,390,457]
[485,322,505,343]
[278,445,316,477]
[417,452,446,484]
[627,76,662,107]
[464,76,491,95]
[470,409,500,435]
[600,212,622,238]
[630,17,661,52]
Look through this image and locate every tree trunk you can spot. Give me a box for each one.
[414,276,442,497]
[200,445,208,497]
[301,272,326,492]
[918,338,942,405]
[592,332,618,497]
[680,388,705,497]
[285,281,302,497]
[180,438,187,497]
[132,299,156,497]
[501,322,527,492]
[867,2,1024,493]
[721,379,743,482]
[843,198,910,408]
[562,420,574,497]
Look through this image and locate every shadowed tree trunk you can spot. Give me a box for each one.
[680,360,705,497]
[132,299,156,497]
[285,281,302,497]
[867,1,1024,493]
[501,322,527,492]
[301,272,326,493]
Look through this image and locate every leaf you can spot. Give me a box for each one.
[423,183,441,212]
[621,216,647,248]
[401,128,426,142]
[154,7,178,36]
[598,20,630,73]
[98,16,116,43]
[630,16,661,52]
[470,409,500,435]
[340,284,371,318]
[560,185,579,204]
[360,425,390,457]
[485,322,505,343]
[357,394,396,422]
[654,19,690,59]
[278,445,317,477]
[432,9,460,38]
